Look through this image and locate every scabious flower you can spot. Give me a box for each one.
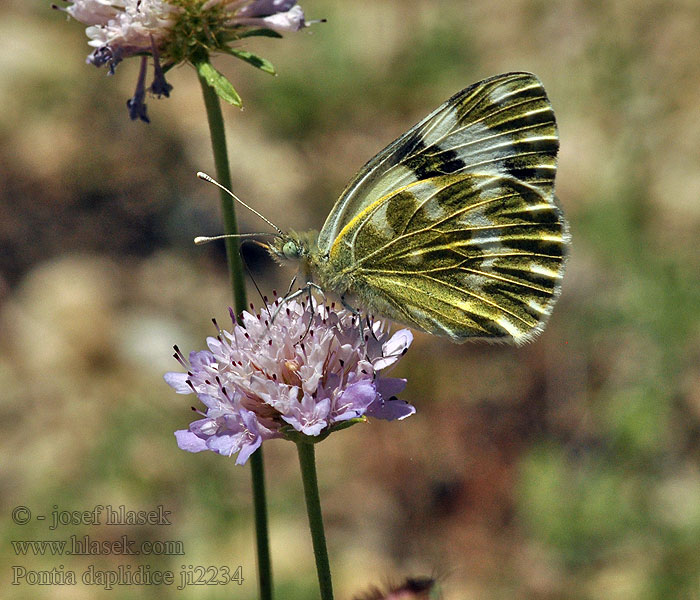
[353,578,438,600]
[53,0,321,121]
[165,299,415,465]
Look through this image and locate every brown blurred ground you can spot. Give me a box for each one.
[1,1,699,599]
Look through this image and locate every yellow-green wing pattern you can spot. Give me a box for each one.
[317,72,559,255]
[328,173,568,343]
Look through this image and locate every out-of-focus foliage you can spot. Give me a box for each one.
[1,1,699,599]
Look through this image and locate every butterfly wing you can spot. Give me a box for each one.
[330,173,568,342]
[317,72,559,254]
[318,72,568,343]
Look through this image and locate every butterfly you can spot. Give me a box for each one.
[202,72,569,344]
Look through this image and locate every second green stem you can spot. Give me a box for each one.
[297,442,334,600]
[198,69,272,600]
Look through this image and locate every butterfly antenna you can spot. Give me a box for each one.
[194,233,276,245]
[196,171,284,236]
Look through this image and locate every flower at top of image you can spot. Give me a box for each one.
[164,298,415,465]
[53,0,323,121]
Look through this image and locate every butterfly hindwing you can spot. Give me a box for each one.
[330,173,567,342]
[316,72,567,343]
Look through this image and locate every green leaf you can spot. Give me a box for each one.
[195,61,242,107]
[237,28,283,39]
[226,48,276,75]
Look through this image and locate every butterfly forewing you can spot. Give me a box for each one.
[317,72,559,254]
[316,72,568,343]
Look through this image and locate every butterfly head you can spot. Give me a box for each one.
[267,231,318,267]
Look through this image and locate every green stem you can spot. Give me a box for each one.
[197,68,247,314]
[198,70,272,600]
[296,442,334,600]
[249,451,272,600]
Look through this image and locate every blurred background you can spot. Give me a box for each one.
[2,0,700,598]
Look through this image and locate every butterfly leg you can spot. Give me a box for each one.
[306,281,326,302]
[284,274,298,299]
[298,282,328,342]
[341,294,369,351]
[340,294,359,315]
[270,280,327,339]
[270,276,308,323]
[269,288,304,326]
[278,281,326,309]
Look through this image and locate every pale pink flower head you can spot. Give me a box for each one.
[53,0,322,121]
[165,299,415,465]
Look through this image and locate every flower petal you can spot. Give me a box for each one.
[207,432,244,456]
[164,372,192,394]
[333,379,377,421]
[235,435,263,465]
[236,0,298,18]
[374,329,413,370]
[281,395,330,436]
[174,429,209,452]
[365,397,416,421]
[235,5,306,32]
[376,377,407,399]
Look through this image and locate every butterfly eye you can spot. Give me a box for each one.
[282,241,301,259]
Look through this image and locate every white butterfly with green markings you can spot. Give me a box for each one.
[207,72,569,344]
